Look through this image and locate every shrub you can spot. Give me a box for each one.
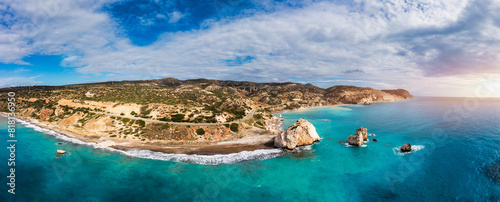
[120,113,125,116]
[136,120,146,127]
[230,123,239,132]
[170,114,185,122]
[110,135,117,137]
[196,128,205,135]
[130,111,137,116]
[122,118,130,123]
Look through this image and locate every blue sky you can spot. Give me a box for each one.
[1,0,500,97]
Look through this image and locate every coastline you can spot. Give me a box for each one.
[1,99,410,164]
[0,113,284,165]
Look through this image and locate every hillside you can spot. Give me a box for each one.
[0,78,412,145]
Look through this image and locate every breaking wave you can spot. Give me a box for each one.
[5,115,285,165]
[392,145,425,156]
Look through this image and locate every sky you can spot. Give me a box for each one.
[1,0,500,97]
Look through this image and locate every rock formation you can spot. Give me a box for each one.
[348,127,368,146]
[274,118,320,150]
[400,143,412,152]
[56,150,66,154]
[373,139,378,142]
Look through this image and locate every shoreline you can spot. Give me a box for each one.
[1,113,284,164]
[1,99,410,164]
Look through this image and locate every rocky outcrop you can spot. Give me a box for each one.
[265,115,284,135]
[381,89,413,99]
[400,143,412,152]
[324,85,411,105]
[274,118,320,150]
[56,150,66,154]
[348,127,368,146]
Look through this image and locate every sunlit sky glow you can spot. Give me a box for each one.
[1,0,500,97]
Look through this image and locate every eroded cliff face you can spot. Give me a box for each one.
[324,86,411,104]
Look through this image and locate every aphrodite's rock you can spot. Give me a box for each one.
[274,118,320,150]
[400,143,412,152]
[56,150,66,154]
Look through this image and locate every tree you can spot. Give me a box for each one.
[196,128,205,135]
[230,123,239,132]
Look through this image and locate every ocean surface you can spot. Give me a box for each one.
[1,97,499,201]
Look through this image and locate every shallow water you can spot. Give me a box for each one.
[1,97,499,201]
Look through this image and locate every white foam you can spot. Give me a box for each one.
[392,145,425,156]
[119,148,284,165]
[3,115,285,165]
[343,143,368,147]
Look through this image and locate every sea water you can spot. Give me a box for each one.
[1,97,499,201]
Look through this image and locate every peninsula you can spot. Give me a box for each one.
[0,78,412,154]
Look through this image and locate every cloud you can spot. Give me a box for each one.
[1,0,500,97]
[168,11,184,23]
[0,76,41,88]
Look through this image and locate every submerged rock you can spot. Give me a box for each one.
[485,159,500,184]
[400,143,412,152]
[348,127,368,146]
[373,139,378,142]
[274,118,320,150]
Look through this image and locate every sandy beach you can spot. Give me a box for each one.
[2,113,277,155]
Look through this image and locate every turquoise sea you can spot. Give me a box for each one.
[1,97,500,201]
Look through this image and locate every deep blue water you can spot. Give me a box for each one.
[1,97,499,201]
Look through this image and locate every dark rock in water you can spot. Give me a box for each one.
[400,143,412,152]
[373,139,378,142]
[57,142,63,145]
[485,160,500,184]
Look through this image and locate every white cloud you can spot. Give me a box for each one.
[1,0,500,97]
[168,11,184,23]
[0,76,41,88]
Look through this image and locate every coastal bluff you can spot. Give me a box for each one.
[274,118,320,150]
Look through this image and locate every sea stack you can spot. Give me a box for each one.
[348,127,368,146]
[400,143,412,152]
[274,118,320,150]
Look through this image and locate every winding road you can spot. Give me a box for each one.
[94,104,284,126]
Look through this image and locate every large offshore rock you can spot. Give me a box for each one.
[274,118,320,150]
[348,127,368,146]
